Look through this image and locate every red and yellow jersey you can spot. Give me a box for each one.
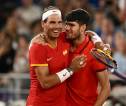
[66,34,106,106]
[27,33,70,106]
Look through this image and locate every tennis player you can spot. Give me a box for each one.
[65,9,110,106]
[26,6,86,106]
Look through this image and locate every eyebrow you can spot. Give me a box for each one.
[66,22,75,26]
[49,20,62,23]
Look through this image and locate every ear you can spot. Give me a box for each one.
[80,24,86,33]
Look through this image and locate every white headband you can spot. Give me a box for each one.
[42,9,61,21]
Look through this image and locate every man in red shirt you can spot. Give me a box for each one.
[26,6,85,106]
[27,6,110,106]
[65,9,110,106]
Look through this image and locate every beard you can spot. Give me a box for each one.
[66,32,81,47]
[66,31,81,41]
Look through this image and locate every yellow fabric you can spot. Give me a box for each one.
[31,64,48,67]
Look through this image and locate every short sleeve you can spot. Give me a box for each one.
[91,56,107,72]
[29,43,48,67]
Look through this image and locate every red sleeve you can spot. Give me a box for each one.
[29,43,48,67]
[91,56,107,72]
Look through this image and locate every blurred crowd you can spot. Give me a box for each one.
[0,0,126,105]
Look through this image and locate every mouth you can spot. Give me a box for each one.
[53,30,59,33]
[53,29,61,34]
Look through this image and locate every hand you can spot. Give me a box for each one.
[103,44,111,55]
[95,43,111,54]
[103,44,111,50]
[69,55,87,72]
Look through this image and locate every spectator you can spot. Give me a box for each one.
[93,9,105,35]
[16,0,41,25]
[13,34,29,73]
[4,14,19,49]
[100,17,116,50]
[113,31,126,74]
[0,30,16,73]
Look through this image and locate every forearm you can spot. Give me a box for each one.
[86,30,102,43]
[37,68,73,89]
[86,30,105,50]
[95,70,111,106]
[39,74,61,89]
[94,86,110,106]
[90,32,104,50]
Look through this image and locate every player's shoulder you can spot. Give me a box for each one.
[31,33,46,45]
[29,33,46,50]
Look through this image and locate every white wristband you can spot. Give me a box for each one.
[56,69,73,83]
[92,34,102,44]
[86,30,102,43]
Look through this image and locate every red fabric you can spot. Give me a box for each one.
[26,33,70,106]
[29,43,47,65]
[66,35,106,106]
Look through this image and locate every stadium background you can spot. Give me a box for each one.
[0,0,126,106]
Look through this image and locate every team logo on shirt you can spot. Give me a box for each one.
[63,50,68,55]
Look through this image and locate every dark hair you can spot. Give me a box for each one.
[42,6,60,22]
[65,9,91,25]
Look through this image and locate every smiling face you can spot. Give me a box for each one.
[42,14,63,39]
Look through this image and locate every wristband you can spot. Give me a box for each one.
[67,68,74,75]
[56,68,73,83]
[86,30,102,43]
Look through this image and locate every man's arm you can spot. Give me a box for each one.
[35,66,60,89]
[94,70,110,106]
[86,30,110,51]
[35,55,86,89]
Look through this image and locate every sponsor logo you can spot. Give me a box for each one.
[47,57,53,62]
[63,72,67,76]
